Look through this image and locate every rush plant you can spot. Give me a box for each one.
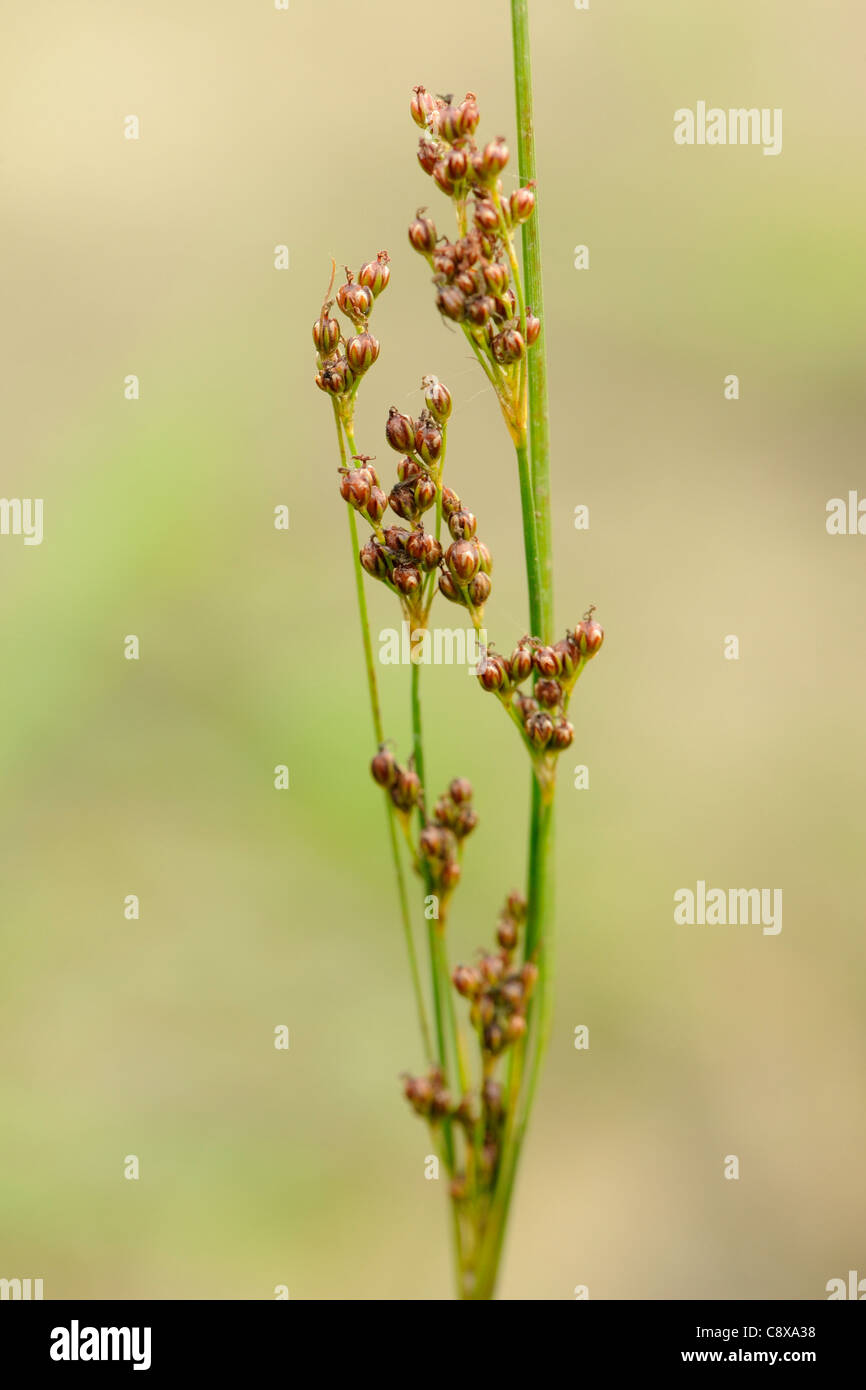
[312,3,603,1300]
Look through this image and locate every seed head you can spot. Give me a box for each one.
[358,251,391,298]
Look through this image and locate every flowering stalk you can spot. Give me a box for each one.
[312,38,603,1299]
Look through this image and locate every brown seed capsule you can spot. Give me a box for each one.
[454,807,476,839]
[393,564,422,597]
[504,1014,527,1043]
[507,891,527,923]
[457,92,480,136]
[313,311,340,355]
[383,524,410,553]
[385,407,416,453]
[403,1074,433,1115]
[432,246,458,280]
[521,961,539,997]
[440,860,461,890]
[501,976,524,1009]
[484,1022,505,1055]
[336,273,373,322]
[492,327,525,363]
[366,486,387,523]
[436,285,466,322]
[388,484,420,522]
[480,953,505,984]
[477,651,509,692]
[481,136,509,176]
[533,644,562,677]
[482,1078,503,1115]
[554,637,579,677]
[419,534,443,568]
[449,776,473,804]
[396,456,422,484]
[437,102,463,143]
[476,541,492,574]
[414,475,436,512]
[341,469,371,510]
[448,508,477,540]
[469,572,491,606]
[453,964,482,998]
[346,330,380,374]
[441,487,461,518]
[414,418,443,465]
[391,767,420,811]
[482,261,509,295]
[432,162,456,197]
[417,139,439,175]
[525,311,541,345]
[315,358,353,395]
[551,720,574,749]
[535,678,563,709]
[409,211,437,255]
[420,824,449,860]
[410,85,436,128]
[422,375,452,423]
[510,186,536,223]
[438,571,461,604]
[474,199,499,231]
[574,617,605,656]
[515,694,538,720]
[526,711,554,747]
[447,539,480,583]
[360,537,388,578]
[370,747,397,788]
[465,296,496,328]
[358,251,391,298]
[447,147,468,182]
[497,917,518,951]
[509,644,534,683]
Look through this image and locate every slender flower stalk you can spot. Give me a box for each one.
[312,21,603,1299]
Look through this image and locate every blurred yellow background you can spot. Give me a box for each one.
[1,0,863,1299]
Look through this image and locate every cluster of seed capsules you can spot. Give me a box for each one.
[452,891,537,1060]
[313,252,391,399]
[477,615,605,754]
[340,382,493,623]
[418,776,478,893]
[406,88,539,368]
[370,745,421,820]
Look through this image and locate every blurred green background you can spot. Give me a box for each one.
[1,0,864,1299]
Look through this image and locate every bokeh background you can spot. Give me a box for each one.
[1,0,863,1300]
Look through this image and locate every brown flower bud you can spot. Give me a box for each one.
[484,1022,506,1055]
[526,711,554,747]
[409,211,437,255]
[436,285,466,322]
[410,86,436,129]
[346,330,380,375]
[521,961,539,997]
[393,564,422,597]
[432,162,456,197]
[515,694,538,720]
[525,311,541,345]
[453,268,479,297]
[422,375,452,423]
[447,539,480,583]
[468,572,491,606]
[457,93,480,136]
[501,976,524,1009]
[455,807,478,839]
[370,747,397,788]
[535,678,563,709]
[476,541,493,574]
[420,824,449,860]
[358,251,391,298]
[448,508,477,540]
[395,457,420,484]
[405,530,441,569]
[432,246,458,280]
[340,468,371,510]
[385,407,416,453]
[465,295,496,327]
[440,860,461,891]
[507,891,527,923]
[509,643,534,683]
[483,262,509,295]
[403,1073,433,1115]
[447,147,468,182]
[551,720,574,750]
[510,185,536,222]
[477,650,509,692]
[438,571,461,604]
[313,311,340,356]
[554,637,579,677]
[437,102,463,143]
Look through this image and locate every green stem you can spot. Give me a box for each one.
[511,0,553,643]
[515,439,543,638]
[334,405,433,1063]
